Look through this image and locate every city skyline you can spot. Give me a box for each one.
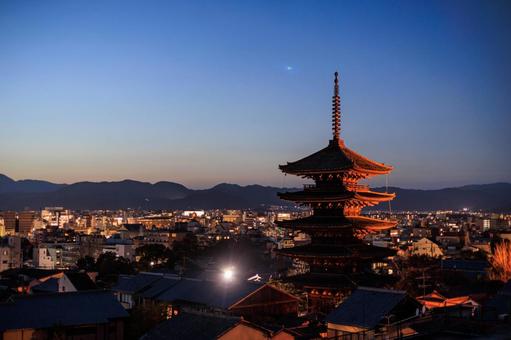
[1,0,511,189]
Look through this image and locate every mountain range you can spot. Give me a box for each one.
[1,174,510,212]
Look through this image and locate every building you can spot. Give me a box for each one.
[325,287,421,339]
[113,272,300,321]
[30,271,97,293]
[276,73,396,313]
[0,236,22,272]
[410,238,444,258]
[0,291,128,340]
[33,246,63,269]
[2,211,17,234]
[18,211,35,235]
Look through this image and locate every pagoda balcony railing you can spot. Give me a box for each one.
[302,184,369,192]
[346,184,369,192]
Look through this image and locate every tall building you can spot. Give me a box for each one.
[18,211,35,235]
[277,73,397,313]
[1,211,17,235]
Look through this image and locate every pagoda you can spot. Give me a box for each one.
[277,72,397,312]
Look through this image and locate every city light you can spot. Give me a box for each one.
[222,267,235,282]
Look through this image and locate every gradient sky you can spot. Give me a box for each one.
[1,0,510,189]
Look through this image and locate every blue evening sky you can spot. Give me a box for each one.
[1,0,510,188]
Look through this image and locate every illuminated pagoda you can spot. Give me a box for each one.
[277,72,397,313]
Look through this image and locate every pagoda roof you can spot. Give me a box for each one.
[276,243,395,260]
[278,188,395,204]
[276,215,396,231]
[279,139,392,176]
[284,272,397,290]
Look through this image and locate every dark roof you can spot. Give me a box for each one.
[155,278,263,310]
[31,278,59,293]
[140,312,240,340]
[279,139,392,176]
[326,287,407,329]
[0,291,128,331]
[138,277,181,299]
[112,273,163,294]
[65,272,97,291]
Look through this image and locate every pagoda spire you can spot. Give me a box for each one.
[332,72,341,141]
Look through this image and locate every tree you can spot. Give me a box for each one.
[173,233,199,260]
[489,241,511,282]
[77,255,97,271]
[136,244,175,271]
[96,252,135,285]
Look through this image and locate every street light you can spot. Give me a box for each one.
[222,267,235,282]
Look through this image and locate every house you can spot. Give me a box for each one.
[325,287,421,339]
[113,272,300,321]
[410,238,443,258]
[150,279,299,321]
[217,320,273,340]
[112,272,165,309]
[0,291,128,340]
[140,311,241,340]
[416,290,480,317]
[217,319,319,340]
[31,271,97,293]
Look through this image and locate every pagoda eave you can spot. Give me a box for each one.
[277,190,395,204]
[276,244,396,260]
[276,215,397,231]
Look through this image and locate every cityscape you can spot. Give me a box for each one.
[1,1,511,340]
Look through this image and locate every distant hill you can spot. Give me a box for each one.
[0,174,66,194]
[372,183,511,212]
[0,174,510,211]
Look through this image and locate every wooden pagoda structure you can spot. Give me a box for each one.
[277,72,397,313]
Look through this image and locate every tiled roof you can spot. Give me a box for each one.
[279,140,392,176]
[326,287,407,329]
[0,290,128,331]
[154,278,262,310]
[112,272,163,294]
[140,312,240,340]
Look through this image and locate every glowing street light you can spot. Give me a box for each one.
[222,267,235,282]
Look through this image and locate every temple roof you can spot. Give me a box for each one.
[277,243,395,260]
[278,188,395,204]
[276,215,396,231]
[279,139,392,176]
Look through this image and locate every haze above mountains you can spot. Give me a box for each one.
[0,174,510,212]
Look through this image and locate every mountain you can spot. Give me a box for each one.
[372,183,511,212]
[0,174,66,194]
[0,174,510,211]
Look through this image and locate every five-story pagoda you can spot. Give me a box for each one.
[277,72,397,312]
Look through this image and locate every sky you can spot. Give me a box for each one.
[1,0,510,189]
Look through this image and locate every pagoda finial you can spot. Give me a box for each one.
[332,71,341,141]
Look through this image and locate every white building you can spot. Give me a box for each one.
[33,247,63,269]
[411,238,444,258]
